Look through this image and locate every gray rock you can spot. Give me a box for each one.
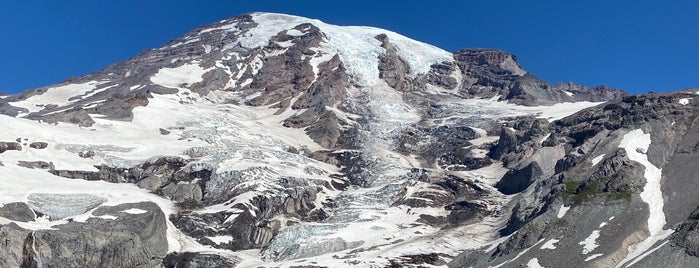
[163,252,239,268]
[17,161,53,169]
[29,142,48,149]
[0,202,35,222]
[0,142,21,153]
[0,202,167,268]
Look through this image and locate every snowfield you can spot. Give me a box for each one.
[616,129,674,267]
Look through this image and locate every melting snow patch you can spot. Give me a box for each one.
[206,235,234,245]
[591,154,605,167]
[679,98,692,105]
[557,205,570,218]
[585,253,603,262]
[492,239,545,268]
[625,240,670,267]
[121,208,148,214]
[151,64,208,89]
[616,129,674,267]
[539,133,551,144]
[579,230,600,254]
[9,81,108,115]
[527,258,545,268]
[541,239,559,250]
[530,102,604,122]
[96,215,117,220]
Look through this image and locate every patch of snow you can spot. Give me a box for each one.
[9,81,108,116]
[679,98,692,105]
[579,230,600,254]
[625,240,670,267]
[541,239,559,250]
[529,102,604,122]
[539,133,551,144]
[591,154,605,167]
[564,91,574,96]
[96,215,117,220]
[286,29,305,36]
[121,208,148,214]
[168,38,200,48]
[527,258,545,268]
[585,253,604,262]
[599,221,608,228]
[616,129,674,267]
[557,205,570,218]
[151,63,208,89]
[206,235,234,245]
[491,239,545,268]
[199,23,240,34]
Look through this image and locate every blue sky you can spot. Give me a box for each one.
[1,0,697,94]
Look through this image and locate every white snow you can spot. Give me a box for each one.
[579,230,601,254]
[625,240,670,267]
[539,133,551,144]
[121,208,148,214]
[679,98,692,105]
[527,258,545,268]
[491,239,545,268]
[96,215,118,220]
[616,129,674,267]
[591,154,605,167]
[599,221,608,228]
[241,13,453,87]
[540,239,559,250]
[564,91,574,96]
[168,38,201,48]
[9,81,108,116]
[150,64,209,89]
[529,102,604,122]
[585,253,604,262]
[206,235,234,245]
[557,205,570,218]
[285,29,305,36]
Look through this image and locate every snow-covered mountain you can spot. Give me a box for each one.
[2,12,697,268]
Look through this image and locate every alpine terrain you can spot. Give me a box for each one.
[0,12,698,268]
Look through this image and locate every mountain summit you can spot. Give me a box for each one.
[2,12,697,268]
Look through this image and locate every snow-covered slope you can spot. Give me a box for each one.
[2,12,676,268]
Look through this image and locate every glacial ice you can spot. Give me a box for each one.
[26,193,107,220]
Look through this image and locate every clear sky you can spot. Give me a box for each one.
[1,0,697,94]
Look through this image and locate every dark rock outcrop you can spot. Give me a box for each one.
[0,202,167,268]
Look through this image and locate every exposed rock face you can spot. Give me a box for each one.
[0,142,22,153]
[0,202,35,222]
[0,202,168,268]
[29,141,48,149]
[453,48,626,105]
[163,252,240,268]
